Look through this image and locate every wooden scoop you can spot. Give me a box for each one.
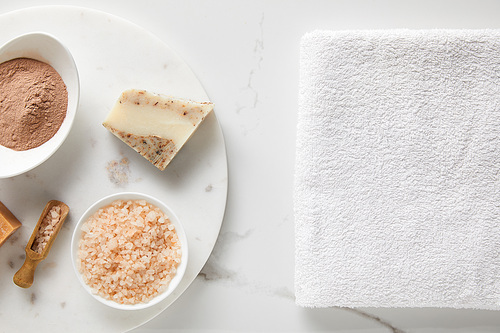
[13,200,69,288]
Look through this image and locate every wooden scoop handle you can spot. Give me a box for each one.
[13,256,41,288]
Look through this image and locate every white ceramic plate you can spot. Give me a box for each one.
[0,32,79,178]
[71,192,189,311]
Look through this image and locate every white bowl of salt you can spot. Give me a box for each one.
[0,32,79,178]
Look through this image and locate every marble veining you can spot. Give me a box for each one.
[198,229,252,281]
[247,12,265,110]
[198,258,296,302]
[198,228,296,301]
[198,228,407,332]
[343,308,406,333]
[198,232,406,333]
[236,12,264,116]
[8,228,21,245]
[24,172,43,186]
[198,230,250,283]
[199,231,405,332]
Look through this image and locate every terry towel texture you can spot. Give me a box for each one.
[295,30,500,309]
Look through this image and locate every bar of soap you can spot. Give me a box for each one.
[0,201,22,247]
[102,89,214,170]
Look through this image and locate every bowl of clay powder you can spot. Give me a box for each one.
[0,32,79,178]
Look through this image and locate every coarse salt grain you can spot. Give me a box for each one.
[77,199,181,305]
[31,205,62,253]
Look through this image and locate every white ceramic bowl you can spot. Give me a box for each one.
[0,32,79,178]
[71,192,188,310]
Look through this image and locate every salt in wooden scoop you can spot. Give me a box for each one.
[14,200,69,288]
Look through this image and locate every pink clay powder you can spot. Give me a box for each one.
[0,57,67,151]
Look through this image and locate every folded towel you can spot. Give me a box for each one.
[295,30,500,309]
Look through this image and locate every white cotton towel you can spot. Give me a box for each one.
[295,30,500,309]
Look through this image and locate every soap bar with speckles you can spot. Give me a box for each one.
[0,201,22,247]
[102,89,214,171]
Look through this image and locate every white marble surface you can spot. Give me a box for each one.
[1,1,500,332]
